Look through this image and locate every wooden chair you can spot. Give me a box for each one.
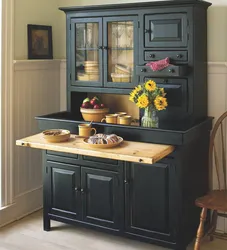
[194,112,227,250]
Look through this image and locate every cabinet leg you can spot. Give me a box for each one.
[43,215,51,231]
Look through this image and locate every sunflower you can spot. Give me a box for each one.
[129,89,136,98]
[129,95,135,103]
[135,85,142,92]
[136,94,149,108]
[159,88,166,97]
[154,96,168,111]
[145,80,156,92]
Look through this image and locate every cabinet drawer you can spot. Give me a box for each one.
[144,13,188,48]
[136,65,188,77]
[144,51,188,62]
[46,152,79,166]
[47,150,78,159]
[82,155,119,166]
[81,155,122,171]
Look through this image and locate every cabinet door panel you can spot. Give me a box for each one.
[125,162,175,241]
[103,16,139,88]
[145,13,188,48]
[70,18,103,87]
[47,161,81,220]
[81,167,122,230]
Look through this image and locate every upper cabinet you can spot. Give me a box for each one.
[70,16,139,89]
[61,0,211,122]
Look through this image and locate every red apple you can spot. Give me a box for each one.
[81,102,91,109]
[93,104,101,109]
[100,103,105,109]
[90,98,97,106]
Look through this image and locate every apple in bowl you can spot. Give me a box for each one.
[80,96,109,122]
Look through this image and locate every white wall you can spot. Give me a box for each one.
[14,0,60,59]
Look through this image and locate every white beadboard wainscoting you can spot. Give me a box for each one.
[0,60,61,227]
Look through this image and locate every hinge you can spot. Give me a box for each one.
[187,33,189,41]
[70,73,71,80]
[46,167,48,174]
[70,23,71,30]
[138,21,140,28]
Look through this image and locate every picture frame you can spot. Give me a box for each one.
[27,24,53,59]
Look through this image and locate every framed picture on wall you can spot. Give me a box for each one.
[27,24,53,59]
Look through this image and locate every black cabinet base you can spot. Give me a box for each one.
[45,214,187,250]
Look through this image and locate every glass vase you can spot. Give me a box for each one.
[141,106,159,128]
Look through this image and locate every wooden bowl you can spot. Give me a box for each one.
[42,129,70,143]
[80,108,109,122]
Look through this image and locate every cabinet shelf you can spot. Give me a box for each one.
[35,111,212,146]
[109,47,133,50]
[76,48,99,51]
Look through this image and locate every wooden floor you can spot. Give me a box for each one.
[0,210,226,250]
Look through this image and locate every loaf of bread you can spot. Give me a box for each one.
[87,134,119,144]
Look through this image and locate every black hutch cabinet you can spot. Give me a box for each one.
[37,1,212,250]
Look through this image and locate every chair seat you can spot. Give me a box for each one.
[195,190,227,212]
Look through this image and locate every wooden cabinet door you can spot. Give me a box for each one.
[144,13,188,48]
[81,167,123,230]
[125,162,176,242]
[103,16,139,88]
[46,161,81,220]
[70,18,103,87]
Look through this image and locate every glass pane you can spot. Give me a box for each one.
[108,21,133,83]
[75,22,99,82]
[76,23,99,49]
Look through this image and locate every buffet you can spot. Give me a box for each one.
[16,1,212,250]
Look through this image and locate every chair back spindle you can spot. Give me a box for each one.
[209,112,227,191]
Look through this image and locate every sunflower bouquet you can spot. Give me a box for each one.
[129,80,168,127]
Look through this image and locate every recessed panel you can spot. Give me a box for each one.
[145,13,188,48]
[52,168,78,213]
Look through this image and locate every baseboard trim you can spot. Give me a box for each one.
[0,187,43,227]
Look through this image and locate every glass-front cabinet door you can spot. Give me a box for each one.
[103,16,138,88]
[71,18,103,87]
